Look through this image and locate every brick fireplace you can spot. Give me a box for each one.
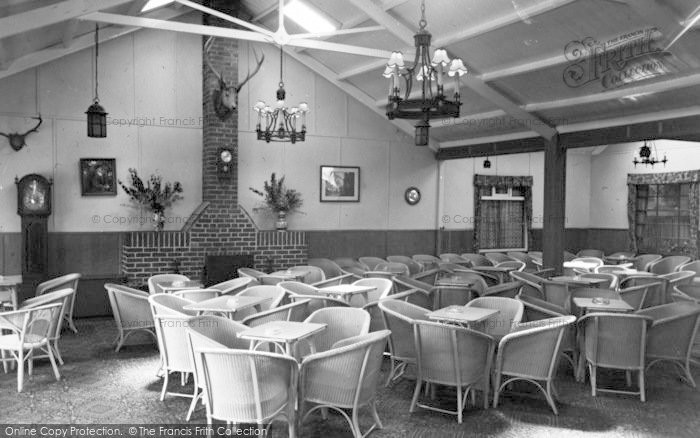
[120,2,308,287]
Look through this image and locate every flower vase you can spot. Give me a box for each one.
[275,211,288,231]
[153,212,165,231]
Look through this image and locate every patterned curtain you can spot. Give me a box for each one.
[473,174,534,252]
[627,170,700,258]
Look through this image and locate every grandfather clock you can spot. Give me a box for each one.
[15,174,52,284]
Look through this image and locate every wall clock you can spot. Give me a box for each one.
[405,187,421,205]
[217,147,234,180]
[15,174,52,283]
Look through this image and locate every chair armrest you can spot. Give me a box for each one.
[533,268,555,278]
[312,273,355,288]
[482,281,523,297]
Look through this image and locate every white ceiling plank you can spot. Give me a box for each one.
[336,0,574,80]
[290,25,385,40]
[556,105,700,134]
[432,110,508,130]
[0,8,189,81]
[622,0,681,48]
[174,0,275,37]
[252,2,277,22]
[481,53,566,82]
[283,48,435,149]
[439,131,539,148]
[380,0,411,10]
[61,19,80,48]
[0,0,135,40]
[127,0,150,16]
[346,0,415,43]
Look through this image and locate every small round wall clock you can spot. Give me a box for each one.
[405,187,421,205]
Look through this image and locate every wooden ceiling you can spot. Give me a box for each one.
[2,0,700,155]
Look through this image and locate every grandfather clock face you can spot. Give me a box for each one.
[17,174,51,216]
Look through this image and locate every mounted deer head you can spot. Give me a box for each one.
[1,115,42,151]
[204,37,264,121]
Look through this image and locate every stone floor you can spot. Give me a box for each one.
[1,317,699,437]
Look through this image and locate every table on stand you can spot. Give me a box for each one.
[183,295,270,318]
[427,305,499,328]
[238,320,327,358]
[0,275,22,310]
[319,284,376,305]
[550,276,609,288]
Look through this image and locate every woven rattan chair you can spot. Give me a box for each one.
[334,258,370,278]
[0,303,63,392]
[299,330,390,438]
[288,265,326,284]
[412,254,442,271]
[577,249,605,259]
[616,283,655,311]
[411,320,495,423]
[620,277,666,307]
[496,260,526,272]
[481,281,524,299]
[578,312,653,401]
[184,316,249,420]
[379,299,429,385]
[352,277,393,305]
[147,274,189,295]
[571,257,604,270]
[279,281,322,297]
[152,313,197,401]
[210,277,254,294]
[148,293,196,317]
[303,307,370,354]
[493,315,576,414]
[509,271,545,299]
[506,252,540,272]
[483,252,514,265]
[198,348,297,436]
[460,253,494,267]
[308,258,345,278]
[358,257,386,271]
[35,273,81,333]
[237,267,267,281]
[631,254,662,272]
[387,256,423,275]
[595,265,633,275]
[105,284,156,352]
[374,262,410,277]
[241,299,310,327]
[659,271,696,297]
[677,261,700,285]
[439,253,472,267]
[540,280,571,311]
[578,273,618,290]
[233,285,285,320]
[288,295,350,320]
[637,302,700,387]
[465,296,524,340]
[173,288,221,302]
[516,294,575,370]
[649,256,692,275]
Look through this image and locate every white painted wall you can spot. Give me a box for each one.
[0,28,203,232]
[237,42,439,230]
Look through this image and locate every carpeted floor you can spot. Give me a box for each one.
[1,317,699,437]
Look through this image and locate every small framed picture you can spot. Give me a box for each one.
[80,158,117,196]
[320,165,360,202]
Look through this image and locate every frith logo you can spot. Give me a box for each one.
[562,28,668,89]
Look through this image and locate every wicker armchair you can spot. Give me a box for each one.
[460,253,494,267]
[233,285,286,320]
[172,288,221,302]
[465,297,524,340]
[0,303,63,392]
[481,281,523,299]
[358,257,386,271]
[493,315,577,414]
[578,312,653,401]
[659,271,696,296]
[387,256,423,275]
[147,274,189,295]
[35,273,81,333]
[151,313,197,401]
[637,302,700,387]
[495,260,526,272]
[184,315,249,420]
[578,249,605,258]
[678,261,700,285]
[379,299,429,385]
[619,277,666,308]
[510,271,545,299]
[631,254,662,271]
[334,258,370,278]
[579,273,618,289]
[411,321,495,423]
[210,277,254,294]
[198,348,298,436]
[302,307,370,354]
[105,284,156,352]
[241,299,310,327]
[308,258,345,278]
[484,252,514,264]
[649,256,692,275]
[439,253,472,267]
[412,254,442,271]
[288,265,326,284]
[541,280,571,311]
[516,294,575,370]
[288,295,349,320]
[299,330,390,438]
[374,262,410,277]
[148,293,196,317]
[237,267,267,280]
[352,278,393,303]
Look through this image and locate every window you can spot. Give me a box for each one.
[477,186,527,251]
[635,183,691,253]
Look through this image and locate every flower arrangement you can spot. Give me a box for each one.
[250,173,302,230]
[118,168,183,230]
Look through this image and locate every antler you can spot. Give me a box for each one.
[203,36,223,84]
[236,48,264,92]
[23,115,42,136]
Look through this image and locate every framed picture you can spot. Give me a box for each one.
[80,158,117,196]
[320,165,360,202]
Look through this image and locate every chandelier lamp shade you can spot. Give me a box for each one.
[383,0,467,146]
[86,24,107,138]
[633,140,667,167]
[253,46,309,144]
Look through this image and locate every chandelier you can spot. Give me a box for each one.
[383,0,467,146]
[633,140,667,167]
[86,24,107,138]
[253,46,309,144]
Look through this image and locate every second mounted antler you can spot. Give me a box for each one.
[204,37,264,121]
[0,115,42,151]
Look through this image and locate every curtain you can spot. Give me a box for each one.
[473,174,534,252]
[627,170,700,257]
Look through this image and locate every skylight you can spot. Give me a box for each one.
[141,0,174,13]
[283,0,337,33]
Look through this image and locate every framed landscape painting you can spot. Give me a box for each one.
[80,158,117,196]
[320,165,360,202]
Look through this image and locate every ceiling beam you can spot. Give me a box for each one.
[0,0,135,40]
[127,0,150,16]
[622,0,681,48]
[346,0,414,43]
[81,12,393,58]
[61,19,80,48]
[336,0,574,80]
[0,8,189,81]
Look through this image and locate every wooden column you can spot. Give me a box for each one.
[542,135,566,274]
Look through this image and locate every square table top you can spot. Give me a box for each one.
[183,295,270,313]
[428,306,499,324]
[319,284,376,296]
[563,260,601,270]
[238,321,327,343]
[0,275,22,286]
[472,266,516,273]
[550,276,608,286]
[269,270,308,281]
[572,297,633,312]
[434,276,475,287]
[159,280,203,291]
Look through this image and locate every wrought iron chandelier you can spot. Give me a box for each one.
[633,140,667,167]
[86,24,108,138]
[383,0,467,146]
[253,46,309,144]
